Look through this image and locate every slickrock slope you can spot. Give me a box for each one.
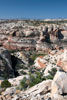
[0,19,67,100]
[0,48,67,100]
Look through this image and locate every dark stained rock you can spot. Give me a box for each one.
[0,47,14,78]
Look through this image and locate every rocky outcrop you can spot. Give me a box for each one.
[8,75,28,86]
[61,31,67,40]
[51,71,67,96]
[3,37,36,50]
[0,47,14,78]
[34,51,59,75]
[0,20,66,51]
[25,80,52,95]
[1,71,67,100]
[34,56,46,69]
[0,19,67,100]
[0,80,52,100]
[57,48,67,72]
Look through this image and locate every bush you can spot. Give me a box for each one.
[29,72,42,87]
[48,68,57,76]
[20,71,46,90]
[45,75,54,80]
[16,63,28,70]
[20,68,57,90]
[45,68,57,80]
[20,70,27,75]
[31,53,46,61]
[1,80,11,89]
[20,77,28,90]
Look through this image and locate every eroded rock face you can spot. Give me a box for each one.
[51,71,67,96]
[61,31,67,40]
[0,47,14,78]
[8,75,28,86]
[0,20,66,51]
[39,26,51,43]
[57,49,67,72]
[3,37,36,50]
[25,80,52,96]
[34,56,46,69]
[48,25,53,32]
[0,20,67,100]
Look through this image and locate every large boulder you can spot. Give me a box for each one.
[25,80,52,96]
[51,95,67,100]
[57,49,67,72]
[51,71,67,96]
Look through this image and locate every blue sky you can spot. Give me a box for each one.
[0,0,67,19]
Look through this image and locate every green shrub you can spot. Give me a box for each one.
[45,68,57,80]
[20,77,28,90]
[29,72,42,87]
[20,67,57,90]
[45,75,54,80]
[20,71,46,90]
[1,80,11,89]
[31,53,46,61]
[48,68,57,76]
[20,70,27,75]
[9,50,18,53]
[16,63,28,70]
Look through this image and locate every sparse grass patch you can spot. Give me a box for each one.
[1,80,11,89]
[20,70,46,90]
[45,68,57,80]
[29,53,47,65]
[20,70,27,75]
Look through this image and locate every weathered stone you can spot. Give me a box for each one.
[57,49,67,72]
[4,87,16,95]
[25,80,52,96]
[51,71,67,96]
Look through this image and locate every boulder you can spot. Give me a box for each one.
[57,49,67,72]
[51,94,67,100]
[25,80,52,96]
[51,71,67,96]
[61,31,67,40]
[4,87,16,95]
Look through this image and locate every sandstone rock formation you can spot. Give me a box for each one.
[0,47,14,78]
[0,19,67,100]
[57,48,67,72]
[51,71,67,96]
[25,80,52,96]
